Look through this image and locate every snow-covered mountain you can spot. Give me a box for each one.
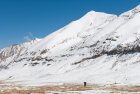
[0,5,140,86]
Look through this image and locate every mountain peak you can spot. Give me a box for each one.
[85,10,96,16]
[78,10,117,25]
[83,10,116,18]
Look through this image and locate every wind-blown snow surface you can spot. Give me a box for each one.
[0,5,140,86]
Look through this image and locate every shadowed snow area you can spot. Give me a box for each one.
[0,5,140,88]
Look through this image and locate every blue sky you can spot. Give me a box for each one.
[0,0,140,48]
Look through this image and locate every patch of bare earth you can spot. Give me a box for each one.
[0,81,140,94]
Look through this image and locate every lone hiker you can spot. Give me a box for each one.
[84,82,87,87]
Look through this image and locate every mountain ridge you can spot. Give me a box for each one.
[0,5,140,86]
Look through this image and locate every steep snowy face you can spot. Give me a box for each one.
[29,11,117,52]
[0,5,140,86]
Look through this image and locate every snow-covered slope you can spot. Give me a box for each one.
[0,38,41,69]
[0,5,140,86]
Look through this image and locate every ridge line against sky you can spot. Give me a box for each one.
[0,0,140,48]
